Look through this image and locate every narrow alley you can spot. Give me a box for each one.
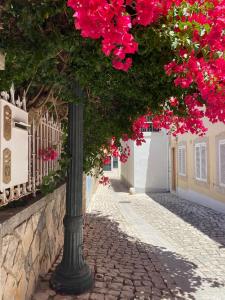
[34,176,225,300]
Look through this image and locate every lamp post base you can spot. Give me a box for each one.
[50,263,93,295]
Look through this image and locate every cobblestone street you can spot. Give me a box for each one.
[33,177,225,300]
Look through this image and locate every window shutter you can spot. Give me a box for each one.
[178,147,182,175]
[219,142,225,186]
[178,146,186,176]
[195,145,201,179]
[182,147,186,175]
[195,143,207,181]
[201,144,207,180]
[178,148,182,174]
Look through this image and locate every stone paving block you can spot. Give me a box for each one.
[54,296,73,300]
[112,277,124,283]
[120,290,135,299]
[134,280,142,287]
[108,282,123,290]
[119,272,132,279]
[89,293,105,300]
[96,267,107,274]
[124,279,133,286]
[151,287,162,296]
[142,281,152,287]
[108,290,121,297]
[95,273,104,281]
[132,275,142,280]
[134,292,146,300]
[104,295,117,300]
[94,281,106,288]
[75,293,90,300]
[108,270,119,277]
[92,287,108,294]
[151,296,161,300]
[104,276,113,283]
[122,285,134,292]
[135,286,151,293]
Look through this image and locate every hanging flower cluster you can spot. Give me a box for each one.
[103,156,111,165]
[163,0,225,126]
[102,136,132,165]
[99,175,110,185]
[68,0,225,183]
[68,0,138,71]
[39,148,59,161]
[100,115,149,174]
[68,0,225,133]
[68,0,201,71]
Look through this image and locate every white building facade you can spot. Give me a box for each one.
[121,126,169,193]
[169,120,225,213]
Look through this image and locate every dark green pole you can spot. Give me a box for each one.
[50,102,93,294]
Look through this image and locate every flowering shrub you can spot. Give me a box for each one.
[69,0,225,146]
[2,0,225,181]
[68,0,225,184]
[68,1,225,70]
[39,148,59,161]
[67,0,194,71]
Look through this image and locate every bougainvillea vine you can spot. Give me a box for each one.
[68,0,225,152]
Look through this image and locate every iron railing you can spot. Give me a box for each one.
[0,89,63,206]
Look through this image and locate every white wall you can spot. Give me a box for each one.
[134,131,169,192]
[120,140,134,187]
[121,131,169,193]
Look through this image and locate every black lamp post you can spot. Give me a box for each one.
[50,100,93,294]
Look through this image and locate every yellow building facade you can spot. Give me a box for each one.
[170,120,225,212]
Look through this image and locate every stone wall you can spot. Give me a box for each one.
[0,184,66,300]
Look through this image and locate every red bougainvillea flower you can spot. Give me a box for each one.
[169,97,179,107]
[99,175,110,185]
[68,0,225,185]
[68,0,225,130]
[39,148,59,161]
[103,156,111,165]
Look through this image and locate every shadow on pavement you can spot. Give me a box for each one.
[83,213,224,300]
[110,178,130,193]
[147,193,225,248]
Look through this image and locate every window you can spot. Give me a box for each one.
[103,156,112,171]
[178,146,186,176]
[141,116,160,133]
[195,143,207,182]
[219,140,225,187]
[113,157,118,169]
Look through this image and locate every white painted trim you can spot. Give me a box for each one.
[178,145,186,176]
[177,187,225,214]
[194,142,207,182]
[219,139,225,188]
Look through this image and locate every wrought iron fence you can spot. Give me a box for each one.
[0,89,63,207]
